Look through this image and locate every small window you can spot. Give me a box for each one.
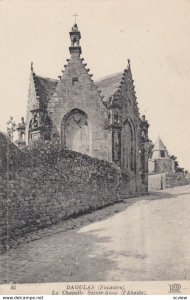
[72,77,78,85]
[160,150,165,158]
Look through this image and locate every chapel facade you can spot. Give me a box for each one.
[17,23,149,194]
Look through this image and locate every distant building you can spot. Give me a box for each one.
[149,136,174,174]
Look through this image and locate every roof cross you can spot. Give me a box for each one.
[73,13,78,24]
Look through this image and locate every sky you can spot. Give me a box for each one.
[0,0,190,170]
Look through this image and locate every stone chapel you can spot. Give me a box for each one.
[16,23,149,193]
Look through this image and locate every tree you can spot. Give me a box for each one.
[6,116,16,142]
[176,167,184,173]
[170,155,185,173]
[170,155,178,170]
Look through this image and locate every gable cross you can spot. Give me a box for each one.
[73,13,78,24]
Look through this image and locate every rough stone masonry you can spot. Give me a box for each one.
[0,133,147,253]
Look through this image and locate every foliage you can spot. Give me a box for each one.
[170,155,186,173]
[20,138,64,168]
[0,132,22,175]
[0,135,65,175]
[176,167,184,173]
[6,116,16,142]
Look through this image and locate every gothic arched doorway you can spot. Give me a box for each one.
[121,118,136,171]
[61,109,91,155]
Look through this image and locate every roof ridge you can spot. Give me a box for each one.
[35,74,58,82]
[95,72,123,82]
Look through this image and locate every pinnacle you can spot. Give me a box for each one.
[31,62,33,72]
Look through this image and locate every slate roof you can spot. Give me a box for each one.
[151,136,170,159]
[34,75,58,107]
[95,72,123,100]
[153,136,167,151]
[33,72,124,107]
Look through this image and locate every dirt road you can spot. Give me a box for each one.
[0,185,190,283]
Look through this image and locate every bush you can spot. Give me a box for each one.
[0,132,22,175]
[20,138,63,168]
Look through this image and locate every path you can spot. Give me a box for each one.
[0,185,190,283]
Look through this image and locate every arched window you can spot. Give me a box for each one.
[28,119,33,143]
[61,108,91,155]
[121,118,136,171]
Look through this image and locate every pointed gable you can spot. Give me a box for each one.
[153,136,167,151]
[27,63,58,112]
[34,75,58,109]
[95,60,139,115]
[27,68,40,112]
[46,23,108,160]
[151,136,170,159]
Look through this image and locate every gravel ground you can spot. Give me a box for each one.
[0,185,190,283]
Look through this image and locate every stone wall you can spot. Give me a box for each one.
[166,173,190,188]
[0,136,146,253]
[148,173,166,190]
[148,172,190,190]
[154,158,174,174]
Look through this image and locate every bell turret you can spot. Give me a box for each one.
[69,23,82,56]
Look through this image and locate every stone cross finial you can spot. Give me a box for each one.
[73,13,78,24]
